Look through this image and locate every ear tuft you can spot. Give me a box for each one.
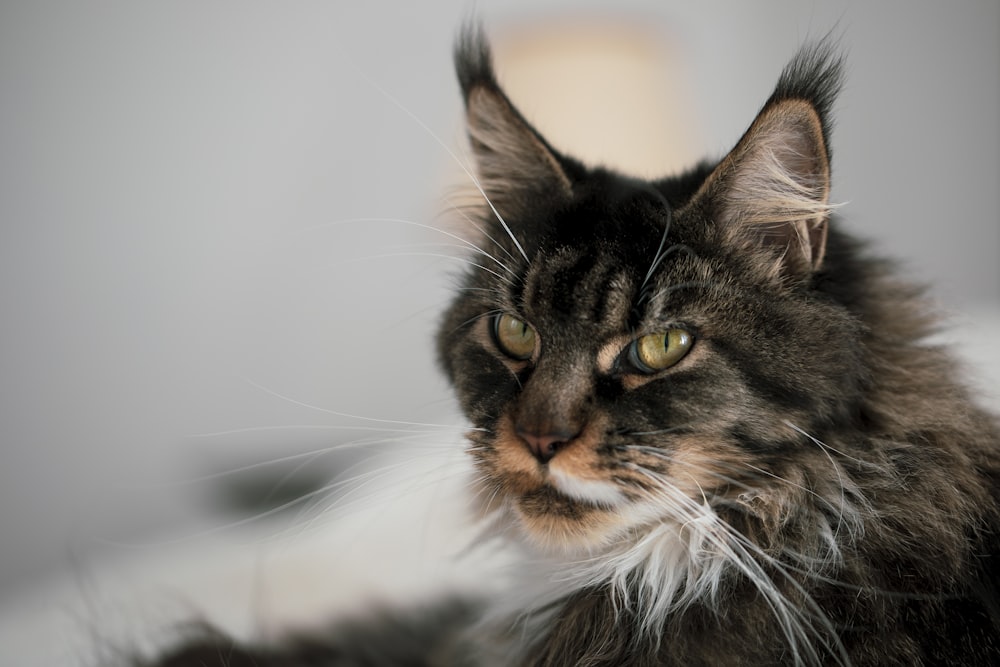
[453,26,572,223]
[720,100,835,274]
[454,23,498,100]
[688,43,843,278]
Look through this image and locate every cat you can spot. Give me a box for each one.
[140,25,1000,667]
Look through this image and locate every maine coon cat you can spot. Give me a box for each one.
[143,26,1000,666]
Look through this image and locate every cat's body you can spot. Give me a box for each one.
[143,27,1000,667]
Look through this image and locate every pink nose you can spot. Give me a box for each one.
[515,426,578,463]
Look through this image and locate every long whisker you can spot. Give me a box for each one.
[617,426,690,437]
[100,437,469,550]
[619,444,758,493]
[783,421,872,543]
[162,431,457,489]
[626,464,850,666]
[302,216,518,278]
[784,421,879,469]
[451,308,504,335]
[640,205,675,291]
[441,194,518,264]
[290,446,473,537]
[238,377,479,430]
[642,244,696,295]
[646,280,717,306]
[192,423,468,439]
[342,251,517,285]
[356,71,530,263]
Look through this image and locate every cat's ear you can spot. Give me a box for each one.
[454,27,573,221]
[690,46,842,278]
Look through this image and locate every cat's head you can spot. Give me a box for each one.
[438,27,865,566]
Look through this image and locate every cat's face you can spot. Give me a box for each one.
[439,33,865,557]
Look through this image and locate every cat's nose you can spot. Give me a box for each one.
[515,425,579,464]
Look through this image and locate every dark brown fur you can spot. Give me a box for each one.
[440,27,1000,666]
[138,26,1000,667]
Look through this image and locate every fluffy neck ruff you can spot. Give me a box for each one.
[474,479,860,666]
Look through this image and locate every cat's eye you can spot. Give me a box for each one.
[492,313,536,361]
[627,328,693,374]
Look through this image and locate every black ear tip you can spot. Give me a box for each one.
[771,37,845,127]
[454,22,498,99]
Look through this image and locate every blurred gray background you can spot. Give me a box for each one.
[1,0,997,604]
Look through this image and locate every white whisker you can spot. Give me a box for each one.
[355,70,529,263]
[238,377,480,431]
[192,424,467,439]
[340,251,517,285]
[622,463,850,666]
[302,216,517,277]
[441,194,518,264]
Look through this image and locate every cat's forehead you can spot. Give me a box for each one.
[552,175,675,241]
[516,245,705,341]
[508,178,710,334]
[526,178,679,261]
[520,244,636,329]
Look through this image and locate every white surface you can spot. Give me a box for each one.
[0,427,496,666]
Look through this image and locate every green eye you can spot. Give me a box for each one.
[628,328,693,373]
[492,313,536,361]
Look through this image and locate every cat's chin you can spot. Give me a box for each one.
[509,484,669,556]
[513,493,628,553]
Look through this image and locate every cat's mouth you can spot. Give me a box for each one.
[478,414,627,501]
[468,415,644,549]
[518,484,595,517]
[507,484,623,550]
